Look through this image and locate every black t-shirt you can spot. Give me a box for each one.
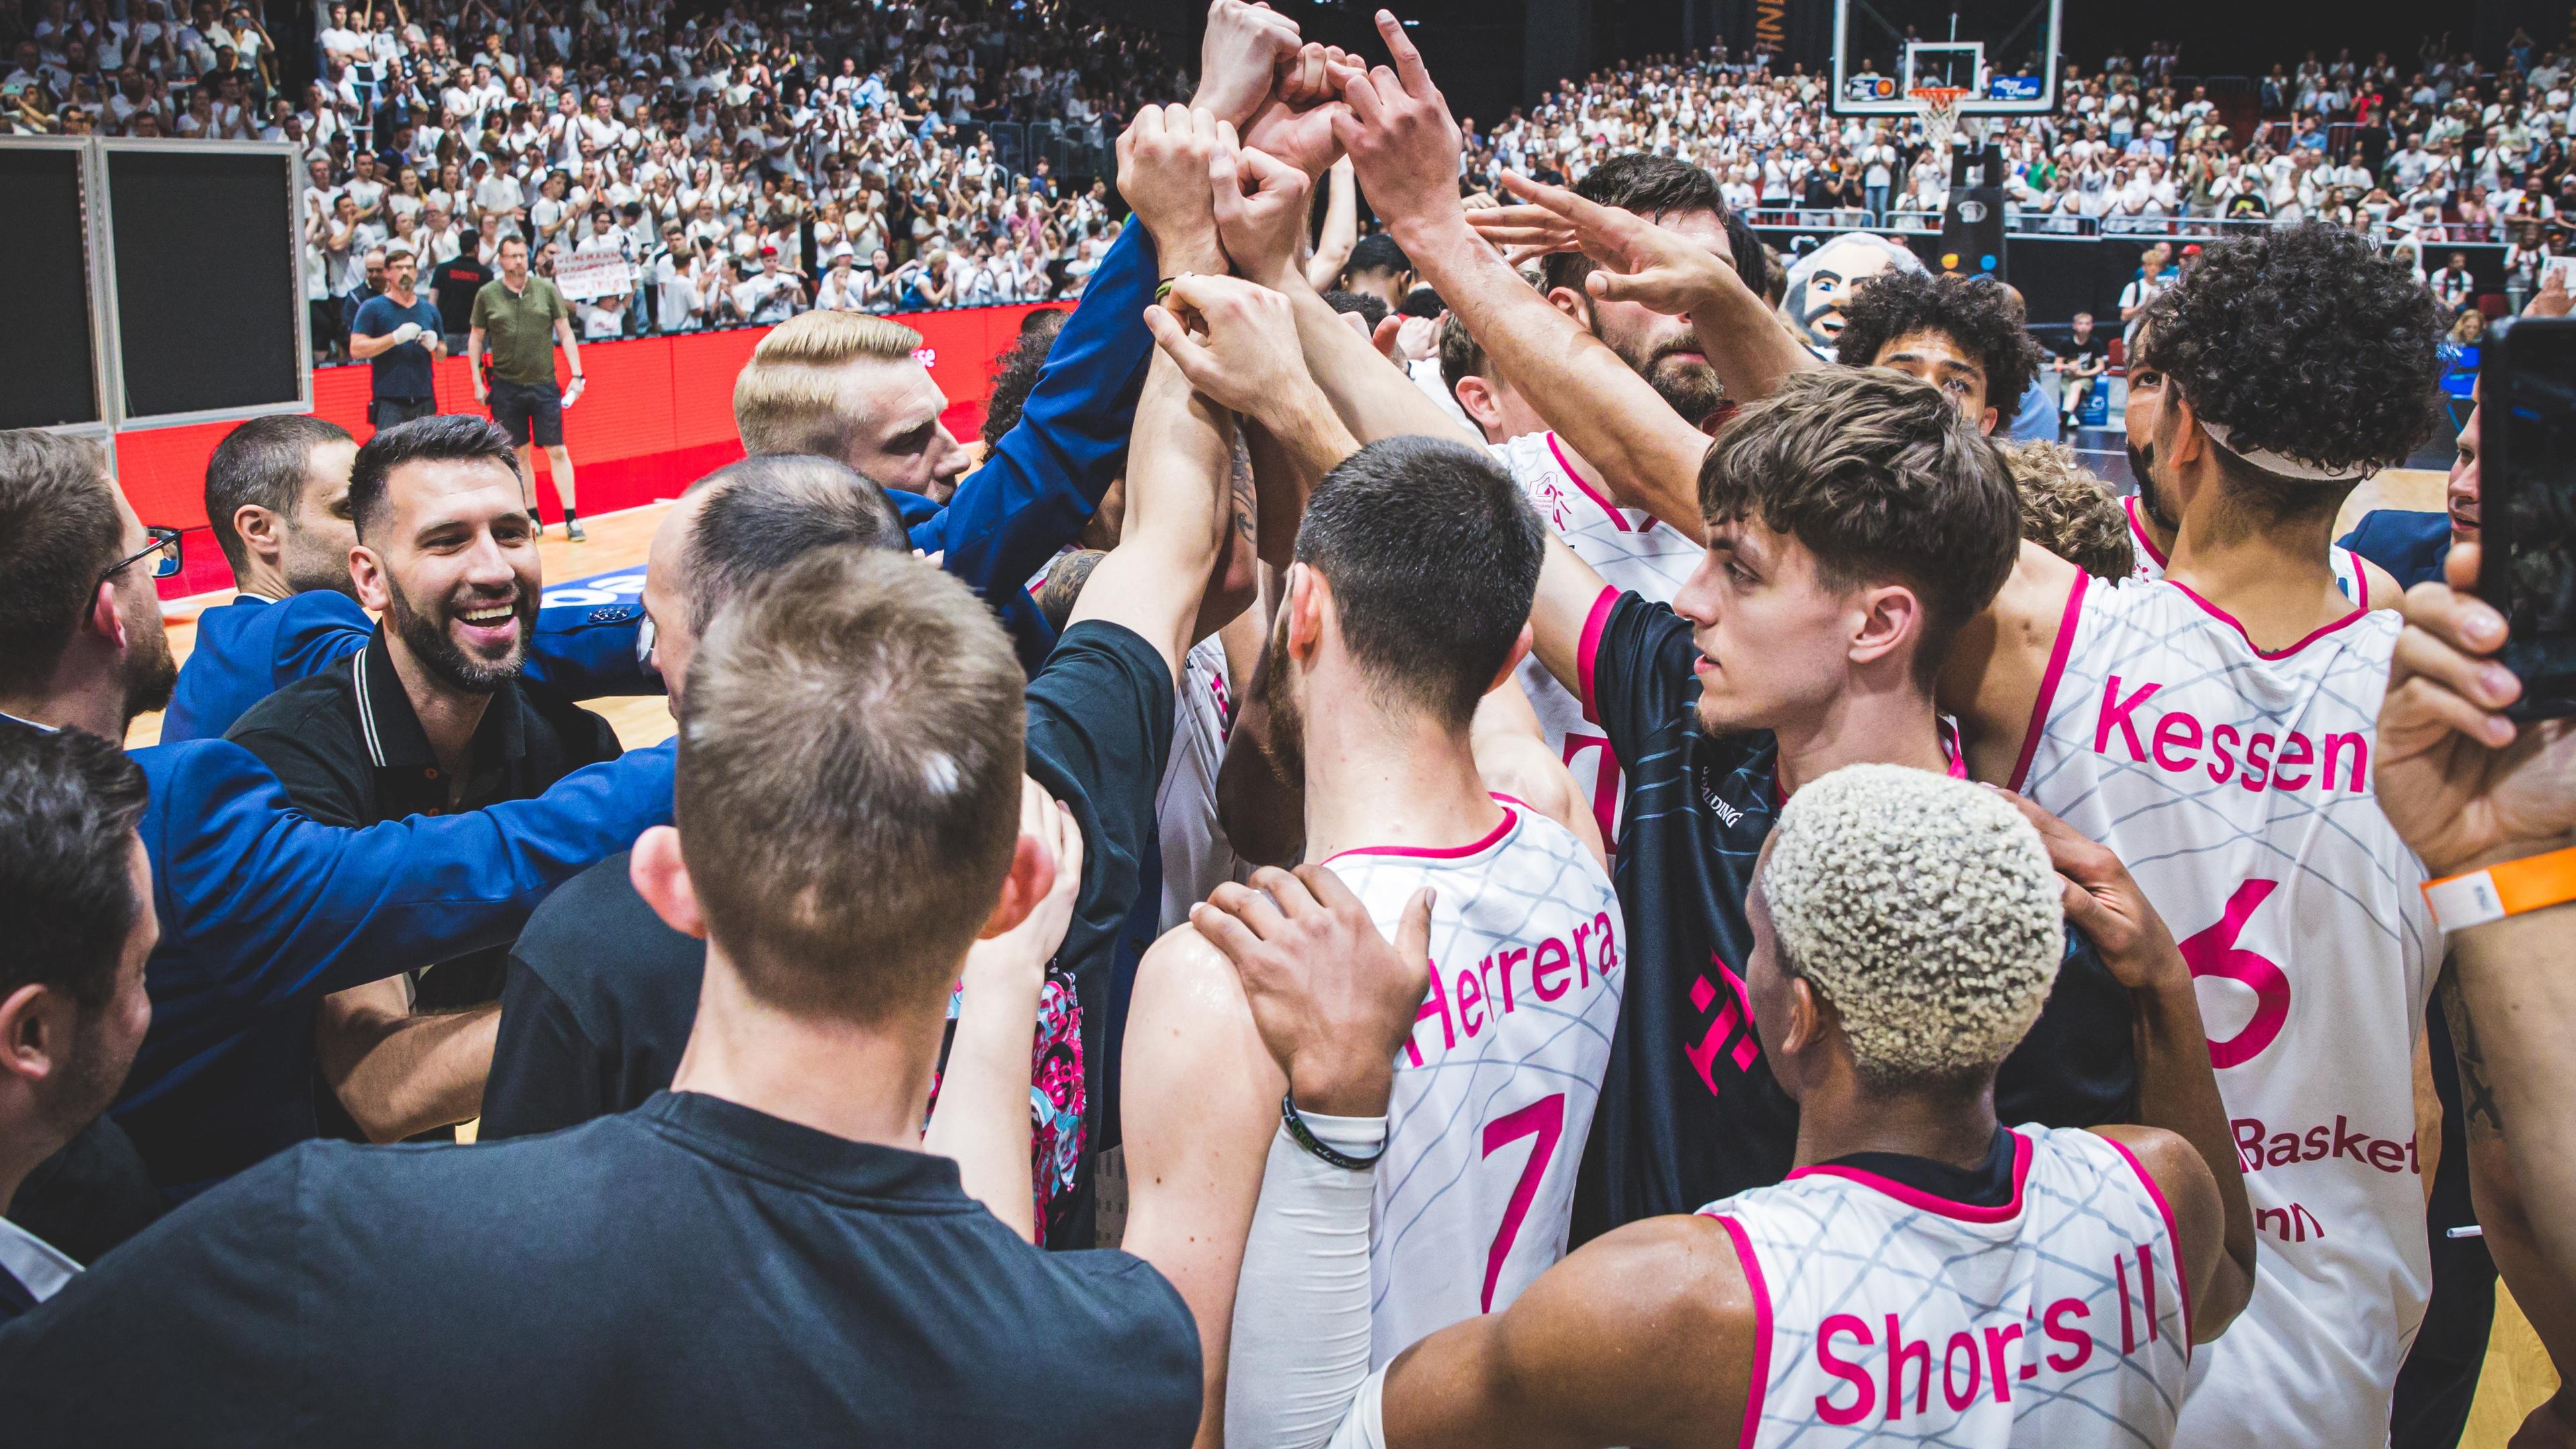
[477,621,1175,1248]
[428,253,492,335]
[2053,330,2109,371]
[0,1093,1203,1445]
[479,851,701,1142]
[1569,592,2137,1242]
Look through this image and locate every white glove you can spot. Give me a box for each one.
[389,321,423,346]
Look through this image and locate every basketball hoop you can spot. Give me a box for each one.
[1909,86,1970,151]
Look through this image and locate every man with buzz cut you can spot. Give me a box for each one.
[1208,765,2250,1449]
[0,549,1203,1446]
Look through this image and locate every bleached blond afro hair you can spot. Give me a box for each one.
[1762,764,2063,1088]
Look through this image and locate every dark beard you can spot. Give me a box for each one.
[121,613,177,723]
[1599,317,1723,428]
[1648,354,1725,428]
[1253,618,1304,792]
[38,1004,133,1142]
[385,576,529,694]
[2129,437,2180,533]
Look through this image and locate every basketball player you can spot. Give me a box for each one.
[1210,765,2243,1449]
[1933,223,2451,1449]
[2119,425,2377,600]
[1437,299,1707,847]
[1829,267,2044,438]
[1399,70,2455,1439]
[1116,413,1620,1443]
[1333,46,2179,1253]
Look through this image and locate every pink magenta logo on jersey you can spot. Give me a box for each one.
[1686,953,1762,1095]
[2182,879,2290,1069]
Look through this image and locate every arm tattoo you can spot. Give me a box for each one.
[2440,966,2505,1139]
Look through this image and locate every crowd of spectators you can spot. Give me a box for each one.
[1452,32,2576,268]
[15,0,2576,354]
[3,0,1177,360]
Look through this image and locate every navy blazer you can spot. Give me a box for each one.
[108,737,676,1197]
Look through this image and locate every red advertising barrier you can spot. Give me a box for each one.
[134,301,1069,599]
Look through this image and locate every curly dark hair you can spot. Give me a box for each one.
[2138,221,2443,482]
[1832,269,2043,425]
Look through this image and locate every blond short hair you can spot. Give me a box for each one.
[678,547,1024,1020]
[1761,764,2063,1089]
[2000,440,2135,583]
[733,311,924,462]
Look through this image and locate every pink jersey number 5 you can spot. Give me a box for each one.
[1481,1093,1567,1312]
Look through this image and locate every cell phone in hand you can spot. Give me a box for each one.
[2475,316,2576,719]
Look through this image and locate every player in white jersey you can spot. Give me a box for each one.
[1393,110,2421,1441]
[1432,311,1706,842]
[1156,633,1246,929]
[2124,490,2369,599]
[1116,433,1614,1446]
[1313,797,1621,1366]
[1939,223,2452,1449]
[1208,765,2247,1449]
[1491,429,1702,841]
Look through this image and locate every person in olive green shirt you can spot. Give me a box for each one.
[467,236,589,541]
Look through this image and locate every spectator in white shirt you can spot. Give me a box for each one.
[2432,251,2477,313]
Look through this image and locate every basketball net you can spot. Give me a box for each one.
[1909,85,1970,152]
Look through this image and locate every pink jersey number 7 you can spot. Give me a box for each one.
[1481,1093,1567,1313]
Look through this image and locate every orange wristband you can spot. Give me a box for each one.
[2422,844,2576,932]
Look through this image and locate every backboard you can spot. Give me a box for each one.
[1830,0,2063,117]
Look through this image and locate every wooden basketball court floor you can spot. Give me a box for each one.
[120,484,2559,1444]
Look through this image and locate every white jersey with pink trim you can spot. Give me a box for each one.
[1701,1126,2193,1448]
[1329,798,1625,1367]
[2011,570,2436,1449]
[1491,430,1705,845]
[2123,494,2365,600]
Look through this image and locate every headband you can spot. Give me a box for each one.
[2198,418,2380,483]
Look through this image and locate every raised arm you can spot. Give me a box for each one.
[922,777,1083,1243]
[1207,124,1477,453]
[912,103,1221,671]
[1472,168,1815,406]
[1305,156,1358,291]
[1331,11,1711,533]
[2373,543,2576,1281]
[1066,141,1242,683]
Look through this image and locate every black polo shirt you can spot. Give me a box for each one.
[225,625,623,833]
[0,1093,1203,1445]
[478,620,1172,1249]
[224,626,622,1136]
